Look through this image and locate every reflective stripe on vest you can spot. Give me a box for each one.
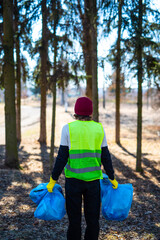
[65,120,104,181]
[69,152,101,159]
[65,164,101,173]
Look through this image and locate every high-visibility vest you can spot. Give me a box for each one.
[65,120,104,181]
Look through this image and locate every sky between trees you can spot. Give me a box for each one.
[21,0,160,90]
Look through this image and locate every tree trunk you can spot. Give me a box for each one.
[3,0,19,168]
[15,0,21,143]
[115,0,123,145]
[61,89,65,106]
[78,0,92,100]
[136,0,143,172]
[50,79,57,171]
[85,53,92,100]
[39,0,47,144]
[146,89,149,109]
[146,81,151,109]
[84,0,92,100]
[50,3,58,170]
[91,0,99,122]
[103,82,105,109]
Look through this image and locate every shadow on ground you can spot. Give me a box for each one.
[0,142,160,240]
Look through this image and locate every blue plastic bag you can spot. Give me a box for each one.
[34,184,66,221]
[100,174,133,221]
[29,183,48,205]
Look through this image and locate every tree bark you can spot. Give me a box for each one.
[78,0,92,100]
[61,89,65,105]
[85,51,92,100]
[136,0,143,172]
[115,0,122,144]
[50,79,57,171]
[15,0,21,143]
[3,0,19,168]
[50,0,58,170]
[103,82,105,109]
[50,44,57,170]
[39,0,47,144]
[90,0,99,122]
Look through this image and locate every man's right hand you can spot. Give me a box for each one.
[109,178,118,189]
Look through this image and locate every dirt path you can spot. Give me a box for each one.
[0,100,160,240]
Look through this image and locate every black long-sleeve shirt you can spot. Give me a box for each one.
[52,145,114,180]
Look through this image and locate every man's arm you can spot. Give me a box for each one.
[47,145,69,192]
[52,145,69,180]
[47,124,70,192]
[101,146,114,180]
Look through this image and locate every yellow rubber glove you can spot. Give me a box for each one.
[109,178,118,189]
[47,176,56,193]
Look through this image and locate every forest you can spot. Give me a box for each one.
[0,0,160,239]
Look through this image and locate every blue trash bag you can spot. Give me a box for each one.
[29,183,48,205]
[34,184,66,221]
[100,174,133,221]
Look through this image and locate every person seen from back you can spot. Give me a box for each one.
[47,96,118,240]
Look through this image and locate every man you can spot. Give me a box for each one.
[47,97,118,240]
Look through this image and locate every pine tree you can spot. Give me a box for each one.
[49,0,60,169]
[115,0,123,144]
[39,0,48,144]
[91,0,99,121]
[48,0,74,167]
[14,0,37,143]
[124,0,160,172]
[102,0,125,142]
[77,0,93,99]
[3,0,19,168]
[14,0,21,143]
[136,0,143,172]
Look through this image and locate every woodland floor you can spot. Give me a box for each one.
[0,98,160,240]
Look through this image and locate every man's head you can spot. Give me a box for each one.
[74,97,93,117]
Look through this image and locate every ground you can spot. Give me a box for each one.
[0,98,160,240]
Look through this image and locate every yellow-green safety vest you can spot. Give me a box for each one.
[65,120,104,181]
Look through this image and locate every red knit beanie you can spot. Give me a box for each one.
[74,97,93,116]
